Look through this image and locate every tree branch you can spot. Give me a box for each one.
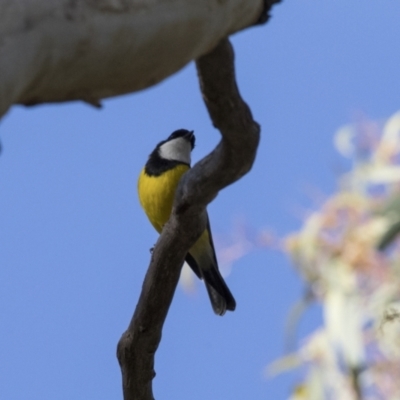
[116,38,260,400]
[0,0,267,118]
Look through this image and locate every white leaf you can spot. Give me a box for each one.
[324,265,365,368]
[334,124,356,158]
[367,165,400,183]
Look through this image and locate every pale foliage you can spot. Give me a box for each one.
[180,110,400,399]
[271,111,400,399]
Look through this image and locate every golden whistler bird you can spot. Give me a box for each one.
[137,129,236,316]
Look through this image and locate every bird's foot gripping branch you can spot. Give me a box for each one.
[116,38,260,400]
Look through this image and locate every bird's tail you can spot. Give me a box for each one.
[201,268,236,316]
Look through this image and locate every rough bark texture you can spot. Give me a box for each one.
[0,0,280,118]
[116,38,260,400]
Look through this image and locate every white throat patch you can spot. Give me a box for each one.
[158,137,192,164]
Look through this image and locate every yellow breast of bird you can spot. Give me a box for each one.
[138,164,190,233]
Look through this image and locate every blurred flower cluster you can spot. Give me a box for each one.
[179,111,400,399]
[272,111,400,400]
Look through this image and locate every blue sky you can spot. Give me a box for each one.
[1,1,400,399]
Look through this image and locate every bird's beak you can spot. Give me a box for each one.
[186,130,195,149]
[185,130,194,139]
